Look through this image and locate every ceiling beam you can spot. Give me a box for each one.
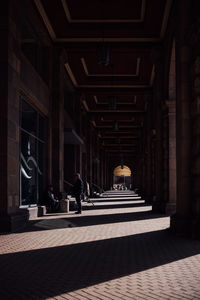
[87,110,145,114]
[61,0,146,24]
[105,150,136,152]
[34,0,173,43]
[101,136,140,139]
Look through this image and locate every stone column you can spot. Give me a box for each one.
[0,3,10,226]
[104,155,109,190]
[95,137,100,187]
[152,49,165,213]
[75,145,81,174]
[92,134,97,185]
[108,160,113,189]
[64,145,76,183]
[151,134,156,198]
[99,148,103,188]
[142,126,146,196]
[166,101,177,214]
[145,101,153,203]
[162,104,169,206]
[74,93,82,175]
[51,49,65,193]
[87,122,93,184]
[102,152,107,190]
[170,0,192,235]
[190,55,200,238]
[191,64,200,237]
[0,0,29,231]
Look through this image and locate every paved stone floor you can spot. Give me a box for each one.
[1,191,200,300]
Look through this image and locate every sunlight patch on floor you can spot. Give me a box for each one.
[0,216,170,255]
[46,254,200,300]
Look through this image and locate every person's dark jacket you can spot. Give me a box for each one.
[43,189,56,207]
[72,178,84,196]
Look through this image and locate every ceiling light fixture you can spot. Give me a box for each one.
[116,136,120,144]
[98,43,110,66]
[97,0,110,66]
[108,96,117,110]
[114,120,119,131]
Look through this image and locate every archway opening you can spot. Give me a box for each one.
[113,165,132,190]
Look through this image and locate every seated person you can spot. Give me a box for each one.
[46,184,60,212]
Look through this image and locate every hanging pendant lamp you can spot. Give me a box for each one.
[108,96,117,110]
[97,43,110,66]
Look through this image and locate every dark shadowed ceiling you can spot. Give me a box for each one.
[34,0,173,163]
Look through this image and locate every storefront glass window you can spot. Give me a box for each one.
[20,97,45,206]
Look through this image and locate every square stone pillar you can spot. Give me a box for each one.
[87,123,93,184]
[51,49,65,193]
[190,56,200,238]
[151,49,165,213]
[144,100,154,203]
[75,145,81,174]
[64,145,76,184]
[0,1,29,231]
[166,101,177,214]
[170,0,193,236]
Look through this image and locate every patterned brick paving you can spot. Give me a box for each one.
[0,191,200,300]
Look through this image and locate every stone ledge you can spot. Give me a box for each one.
[67,197,76,211]
[60,199,69,213]
[38,206,46,216]
[0,209,29,233]
[27,206,47,219]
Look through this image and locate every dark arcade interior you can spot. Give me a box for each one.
[1,0,200,299]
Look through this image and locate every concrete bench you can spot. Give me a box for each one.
[60,199,70,213]
[27,206,46,219]
[67,196,77,211]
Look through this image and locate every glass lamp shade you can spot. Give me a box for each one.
[114,120,118,131]
[116,136,120,144]
[108,96,117,110]
[97,43,110,66]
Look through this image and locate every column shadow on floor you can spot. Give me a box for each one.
[1,229,200,299]
[20,210,167,232]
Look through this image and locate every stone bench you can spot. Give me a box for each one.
[27,206,46,219]
[64,196,76,211]
[60,199,70,213]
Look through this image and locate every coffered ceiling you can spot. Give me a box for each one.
[34,0,173,163]
[35,0,172,42]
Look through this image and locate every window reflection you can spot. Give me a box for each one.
[20,98,45,206]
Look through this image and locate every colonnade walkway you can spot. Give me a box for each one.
[1,191,200,299]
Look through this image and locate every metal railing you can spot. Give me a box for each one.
[91,183,103,195]
[64,180,73,195]
[64,180,73,187]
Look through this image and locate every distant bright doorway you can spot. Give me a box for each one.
[113,165,132,190]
